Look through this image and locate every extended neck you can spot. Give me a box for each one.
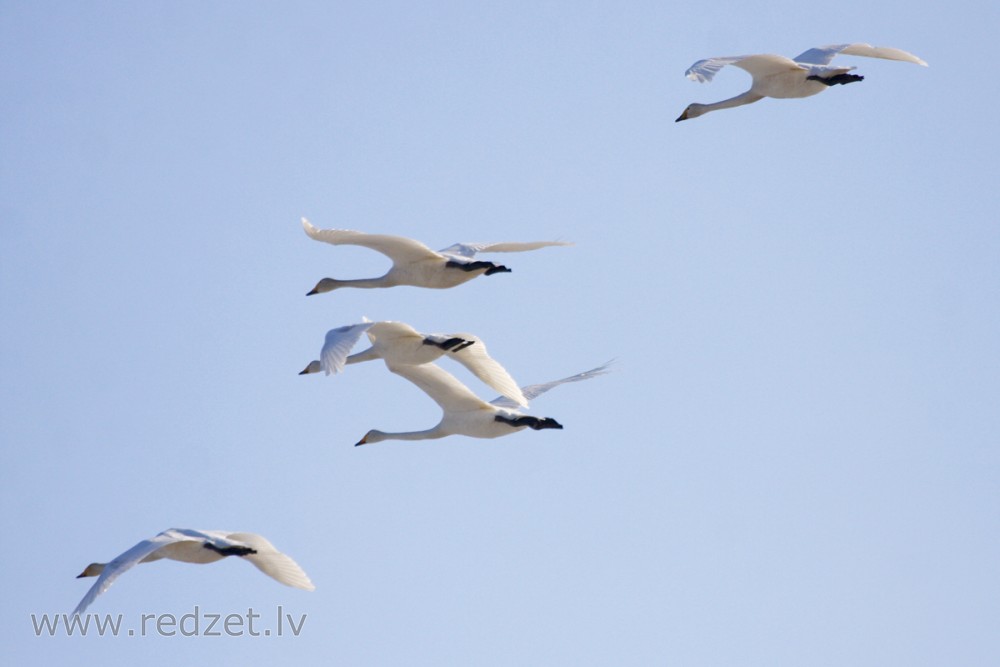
[308,275,398,294]
[678,90,763,121]
[345,346,380,364]
[356,426,446,446]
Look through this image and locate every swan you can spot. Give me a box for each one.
[302,218,571,294]
[676,43,927,121]
[299,319,528,406]
[354,361,612,446]
[73,528,314,615]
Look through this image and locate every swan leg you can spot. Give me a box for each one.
[494,415,564,430]
[446,260,512,275]
[806,73,864,86]
[203,543,257,557]
[423,336,476,352]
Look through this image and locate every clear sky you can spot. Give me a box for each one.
[2,1,998,665]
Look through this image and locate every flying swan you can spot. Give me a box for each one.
[302,218,571,294]
[300,319,528,406]
[676,43,927,121]
[354,361,612,446]
[73,528,314,615]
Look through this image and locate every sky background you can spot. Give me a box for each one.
[2,1,998,665]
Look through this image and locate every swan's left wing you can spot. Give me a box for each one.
[438,241,572,259]
[490,361,614,408]
[389,362,493,413]
[320,322,375,375]
[684,55,750,83]
[73,529,195,616]
[794,43,927,67]
[223,533,316,591]
[302,218,443,264]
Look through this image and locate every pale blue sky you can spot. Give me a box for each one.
[2,1,998,665]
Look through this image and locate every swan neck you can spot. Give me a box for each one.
[333,275,397,290]
[703,90,761,113]
[369,427,445,443]
[346,346,380,364]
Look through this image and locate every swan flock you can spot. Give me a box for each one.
[72,37,925,618]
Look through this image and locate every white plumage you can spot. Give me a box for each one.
[354,361,612,446]
[300,319,528,406]
[676,43,927,121]
[73,528,314,615]
[302,218,570,294]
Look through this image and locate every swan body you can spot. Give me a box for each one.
[676,43,927,121]
[355,361,612,446]
[302,218,571,294]
[74,528,314,615]
[300,319,528,406]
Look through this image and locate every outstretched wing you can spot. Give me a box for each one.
[73,529,195,616]
[684,55,751,83]
[223,533,315,591]
[438,241,572,259]
[436,334,528,407]
[302,218,443,264]
[389,362,493,413]
[793,43,927,67]
[365,320,423,347]
[320,322,376,375]
[730,54,810,78]
[490,361,614,408]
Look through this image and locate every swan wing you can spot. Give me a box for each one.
[793,43,927,67]
[730,54,807,78]
[490,361,614,408]
[389,362,493,413]
[438,241,572,259]
[73,529,200,616]
[320,322,376,375]
[223,533,316,591]
[684,55,748,83]
[436,334,528,406]
[365,320,423,347]
[302,218,443,264]
[686,53,802,82]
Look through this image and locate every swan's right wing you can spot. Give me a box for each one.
[439,334,528,407]
[73,530,190,616]
[438,241,572,258]
[490,361,614,408]
[389,362,493,413]
[794,43,927,67]
[223,533,316,591]
[320,322,375,375]
[302,218,443,264]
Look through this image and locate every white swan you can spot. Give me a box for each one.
[74,528,314,615]
[302,218,571,294]
[300,319,528,406]
[676,43,927,121]
[354,361,612,446]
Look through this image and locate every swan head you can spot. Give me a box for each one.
[77,563,105,578]
[306,278,340,296]
[354,430,388,446]
[675,103,707,122]
[299,360,322,375]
